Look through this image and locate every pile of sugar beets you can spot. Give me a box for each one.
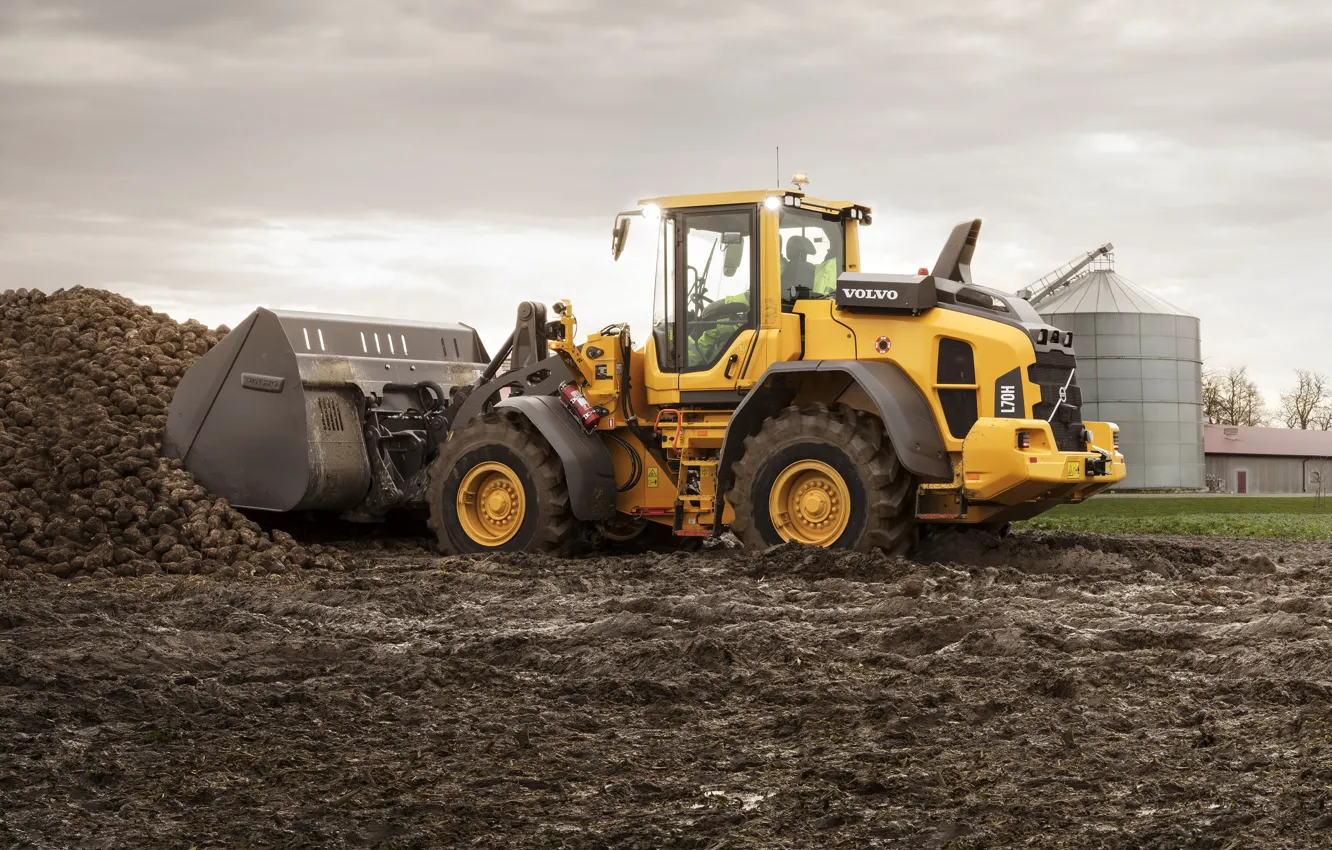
[0,287,338,580]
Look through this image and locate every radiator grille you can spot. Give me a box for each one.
[318,397,345,432]
[1028,350,1085,452]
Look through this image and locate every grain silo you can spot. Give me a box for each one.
[1019,247,1204,490]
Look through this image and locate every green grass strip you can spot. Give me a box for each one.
[1016,500,1332,539]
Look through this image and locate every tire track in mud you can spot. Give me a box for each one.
[3,531,1332,848]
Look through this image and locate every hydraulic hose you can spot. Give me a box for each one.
[606,432,642,492]
[417,380,446,411]
[617,326,638,425]
[382,381,448,412]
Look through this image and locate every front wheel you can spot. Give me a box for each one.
[426,412,578,554]
[727,403,917,555]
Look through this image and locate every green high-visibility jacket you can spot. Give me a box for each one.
[778,256,839,297]
[686,291,749,367]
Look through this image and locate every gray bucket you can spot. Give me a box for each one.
[164,307,487,513]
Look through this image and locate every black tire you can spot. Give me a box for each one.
[426,412,578,554]
[727,403,917,555]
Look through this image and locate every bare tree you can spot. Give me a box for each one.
[1202,366,1268,427]
[1315,406,1332,431]
[1202,368,1225,425]
[1279,369,1330,429]
[1312,458,1331,508]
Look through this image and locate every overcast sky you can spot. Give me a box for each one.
[2,0,1329,401]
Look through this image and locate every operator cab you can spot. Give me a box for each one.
[611,187,871,401]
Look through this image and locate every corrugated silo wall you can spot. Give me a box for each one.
[1041,312,1205,490]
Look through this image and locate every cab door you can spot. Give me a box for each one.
[673,206,759,398]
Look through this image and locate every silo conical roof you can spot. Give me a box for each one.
[1036,269,1193,317]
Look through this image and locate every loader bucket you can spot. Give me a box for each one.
[164,307,488,513]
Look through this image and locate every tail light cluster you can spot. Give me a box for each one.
[1017,431,1031,450]
[1036,328,1074,348]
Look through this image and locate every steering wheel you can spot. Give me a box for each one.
[697,298,749,323]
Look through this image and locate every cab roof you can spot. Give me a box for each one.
[637,188,869,214]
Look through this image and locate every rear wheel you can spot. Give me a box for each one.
[426,412,578,554]
[728,403,917,555]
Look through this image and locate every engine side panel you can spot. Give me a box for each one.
[808,303,1050,457]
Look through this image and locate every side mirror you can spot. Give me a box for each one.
[611,215,632,261]
[722,241,743,277]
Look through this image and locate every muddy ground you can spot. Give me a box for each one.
[3,530,1332,849]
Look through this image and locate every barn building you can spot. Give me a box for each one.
[1204,424,1332,494]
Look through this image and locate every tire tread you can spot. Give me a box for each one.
[425,412,577,554]
[727,403,917,555]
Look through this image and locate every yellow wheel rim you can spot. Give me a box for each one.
[456,462,526,546]
[768,460,851,547]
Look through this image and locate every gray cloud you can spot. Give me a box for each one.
[0,0,321,40]
[1,0,1329,399]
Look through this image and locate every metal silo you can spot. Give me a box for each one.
[1020,249,1204,490]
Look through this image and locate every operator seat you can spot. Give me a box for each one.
[781,235,817,298]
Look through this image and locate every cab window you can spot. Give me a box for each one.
[778,207,845,306]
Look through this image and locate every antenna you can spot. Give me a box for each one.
[775,146,780,188]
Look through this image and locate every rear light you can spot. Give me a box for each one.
[1049,331,1060,344]
[1113,431,1120,451]
[1017,431,1031,449]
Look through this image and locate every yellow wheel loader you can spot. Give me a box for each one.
[164,188,1126,555]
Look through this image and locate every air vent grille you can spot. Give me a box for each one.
[318,397,344,432]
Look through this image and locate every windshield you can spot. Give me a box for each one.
[778,207,845,303]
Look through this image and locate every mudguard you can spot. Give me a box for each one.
[717,360,953,503]
[493,395,617,522]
